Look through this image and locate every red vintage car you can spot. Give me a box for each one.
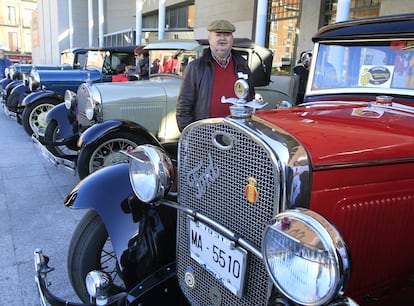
[35,14,414,306]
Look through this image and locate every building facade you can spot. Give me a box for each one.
[32,0,414,71]
[0,0,37,63]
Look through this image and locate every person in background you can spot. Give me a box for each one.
[134,46,149,80]
[0,48,12,78]
[176,19,255,132]
[293,50,312,103]
[112,63,129,82]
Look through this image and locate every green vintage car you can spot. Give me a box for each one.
[33,39,298,179]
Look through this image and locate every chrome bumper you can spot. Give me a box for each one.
[31,134,77,175]
[34,248,90,306]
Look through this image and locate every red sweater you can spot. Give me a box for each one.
[209,59,237,118]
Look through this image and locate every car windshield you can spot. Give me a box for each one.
[85,50,135,72]
[61,51,87,68]
[309,40,414,95]
[148,49,199,77]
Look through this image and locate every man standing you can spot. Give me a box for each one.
[176,19,255,132]
[0,49,12,78]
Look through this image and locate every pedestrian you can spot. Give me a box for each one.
[134,46,149,80]
[293,50,312,102]
[0,48,12,78]
[176,19,255,132]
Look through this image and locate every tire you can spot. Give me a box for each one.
[6,91,19,112]
[67,210,125,302]
[77,131,146,179]
[22,99,58,137]
[44,119,78,157]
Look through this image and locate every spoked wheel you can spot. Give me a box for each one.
[44,120,78,157]
[77,132,145,179]
[67,210,126,303]
[22,99,58,137]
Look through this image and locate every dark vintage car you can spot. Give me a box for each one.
[9,46,137,137]
[33,39,298,179]
[1,48,88,109]
[35,14,414,306]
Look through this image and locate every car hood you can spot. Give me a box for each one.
[255,102,414,168]
[94,77,182,99]
[37,69,102,82]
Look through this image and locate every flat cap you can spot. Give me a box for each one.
[207,19,236,33]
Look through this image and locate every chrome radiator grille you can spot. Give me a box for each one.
[177,120,280,306]
[76,85,94,128]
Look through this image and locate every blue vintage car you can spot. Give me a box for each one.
[8,46,137,136]
[1,48,88,122]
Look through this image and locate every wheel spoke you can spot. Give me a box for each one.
[89,137,140,174]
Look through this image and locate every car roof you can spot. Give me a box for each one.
[313,13,414,42]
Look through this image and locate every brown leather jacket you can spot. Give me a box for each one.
[176,48,255,132]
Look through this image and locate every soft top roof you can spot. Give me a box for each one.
[313,13,414,42]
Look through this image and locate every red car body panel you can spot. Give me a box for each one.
[257,103,414,303]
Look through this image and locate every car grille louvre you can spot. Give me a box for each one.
[177,120,280,306]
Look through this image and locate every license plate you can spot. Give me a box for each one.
[188,219,247,297]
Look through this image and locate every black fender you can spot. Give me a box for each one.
[78,119,162,149]
[46,103,78,139]
[22,89,63,107]
[5,79,22,95]
[10,83,28,108]
[64,163,137,270]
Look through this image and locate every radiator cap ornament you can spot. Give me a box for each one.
[221,79,268,119]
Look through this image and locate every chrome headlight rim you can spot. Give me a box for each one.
[64,90,77,109]
[29,69,40,92]
[262,208,350,306]
[5,67,10,78]
[78,82,101,121]
[124,145,174,203]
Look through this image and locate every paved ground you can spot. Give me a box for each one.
[0,107,84,305]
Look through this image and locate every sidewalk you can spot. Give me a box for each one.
[0,107,84,305]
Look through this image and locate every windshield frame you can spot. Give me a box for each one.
[306,38,414,98]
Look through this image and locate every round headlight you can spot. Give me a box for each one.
[262,208,350,306]
[78,83,102,121]
[125,145,174,203]
[64,90,76,109]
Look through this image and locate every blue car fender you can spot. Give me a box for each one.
[22,90,63,107]
[5,79,22,94]
[64,163,138,267]
[10,83,28,106]
[46,103,77,139]
[0,77,12,89]
[79,119,161,149]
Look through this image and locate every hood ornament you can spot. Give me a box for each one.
[221,79,268,119]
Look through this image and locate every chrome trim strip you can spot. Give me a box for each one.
[314,157,414,171]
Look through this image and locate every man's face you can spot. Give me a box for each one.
[208,32,234,59]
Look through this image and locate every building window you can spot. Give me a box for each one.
[7,6,17,25]
[24,32,32,52]
[143,3,194,30]
[267,0,301,72]
[8,32,19,51]
[23,8,33,28]
[322,0,380,25]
